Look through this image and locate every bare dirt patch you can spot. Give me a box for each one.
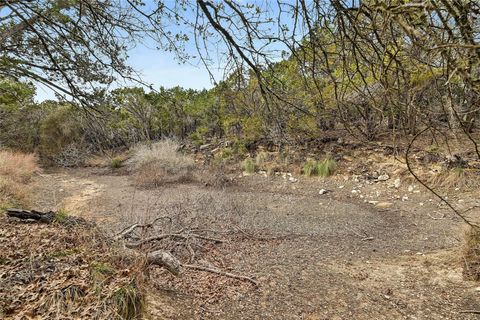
[25,166,480,319]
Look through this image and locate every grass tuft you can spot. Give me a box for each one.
[112,281,145,320]
[242,158,255,174]
[302,157,337,177]
[111,157,123,169]
[255,152,267,168]
[53,209,70,224]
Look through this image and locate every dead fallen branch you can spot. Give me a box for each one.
[5,208,89,226]
[183,264,258,286]
[5,208,55,223]
[147,250,183,276]
[114,216,172,240]
[125,232,225,249]
[459,310,480,314]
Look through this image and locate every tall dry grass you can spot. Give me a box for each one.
[0,150,39,208]
[129,140,195,187]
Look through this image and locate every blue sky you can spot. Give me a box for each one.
[35,44,221,101]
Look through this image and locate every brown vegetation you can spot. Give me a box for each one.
[0,151,39,208]
[129,140,195,187]
[463,226,480,281]
[0,215,145,319]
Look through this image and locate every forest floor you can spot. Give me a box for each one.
[27,161,480,319]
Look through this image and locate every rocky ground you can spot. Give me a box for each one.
[23,158,480,319]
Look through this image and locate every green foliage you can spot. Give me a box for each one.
[255,152,267,168]
[302,159,318,177]
[91,261,116,278]
[39,103,84,165]
[212,148,232,166]
[242,158,255,174]
[110,157,123,169]
[53,209,70,224]
[232,141,248,157]
[302,157,337,177]
[49,248,79,259]
[111,281,144,320]
[426,144,439,154]
[316,157,337,177]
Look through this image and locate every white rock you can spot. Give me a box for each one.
[402,196,409,201]
[377,174,390,181]
[394,178,401,189]
[419,202,424,206]
[376,202,393,208]
[288,177,298,183]
[319,189,328,195]
[408,185,414,192]
[338,185,345,189]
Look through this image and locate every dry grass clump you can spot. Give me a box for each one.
[429,167,480,190]
[463,226,480,281]
[0,151,39,183]
[0,151,39,208]
[129,140,195,187]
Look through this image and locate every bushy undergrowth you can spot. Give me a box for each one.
[0,151,39,208]
[129,140,195,187]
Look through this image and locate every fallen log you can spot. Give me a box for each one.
[5,208,55,223]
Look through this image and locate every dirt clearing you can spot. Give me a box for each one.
[20,167,480,319]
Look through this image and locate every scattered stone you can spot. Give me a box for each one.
[319,189,329,195]
[377,174,390,181]
[393,178,401,189]
[368,200,379,205]
[376,202,393,208]
[288,176,298,183]
[402,196,409,201]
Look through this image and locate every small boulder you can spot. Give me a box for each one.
[377,174,390,181]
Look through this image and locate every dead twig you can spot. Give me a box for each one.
[183,264,258,286]
[114,216,172,240]
[427,212,446,220]
[459,310,480,314]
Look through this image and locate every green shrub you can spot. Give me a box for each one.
[232,141,248,157]
[242,158,255,174]
[213,147,234,165]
